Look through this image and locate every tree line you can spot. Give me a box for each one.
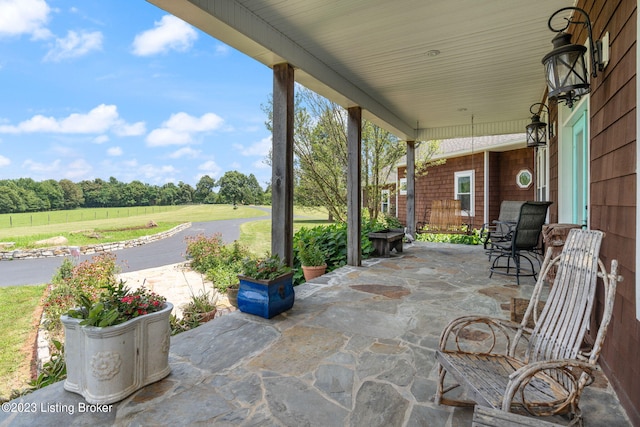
[0,171,266,214]
[262,87,441,222]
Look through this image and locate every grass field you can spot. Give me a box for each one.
[0,205,269,249]
[0,285,46,401]
[240,215,332,255]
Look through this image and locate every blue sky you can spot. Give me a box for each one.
[0,0,274,188]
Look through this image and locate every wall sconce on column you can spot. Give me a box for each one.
[542,7,609,108]
[526,103,553,148]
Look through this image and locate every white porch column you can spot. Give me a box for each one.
[406,141,416,236]
[271,63,295,266]
[347,106,362,266]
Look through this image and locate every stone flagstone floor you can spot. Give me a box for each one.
[0,242,632,426]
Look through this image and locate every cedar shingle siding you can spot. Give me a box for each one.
[556,1,638,424]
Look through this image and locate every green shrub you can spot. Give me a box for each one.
[207,264,241,293]
[292,218,385,284]
[28,340,66,390]
[185,236,250,292]
[43,253,121,335]
[171,290,218,335]
[296,238,326,266]
[240,253,291,281]
[381,214,403,229]
[184,233,226,272]
[415,228,482,245]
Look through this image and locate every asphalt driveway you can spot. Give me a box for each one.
[0,217,264,287]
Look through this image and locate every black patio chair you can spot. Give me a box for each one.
[480,200,525,259]
[489,201,552,285]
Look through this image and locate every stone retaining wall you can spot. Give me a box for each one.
[0,223,191,261]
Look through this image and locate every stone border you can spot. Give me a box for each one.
[0,223,192,261]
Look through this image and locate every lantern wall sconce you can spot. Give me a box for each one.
[542,7,609,108]
[526,103,553,148]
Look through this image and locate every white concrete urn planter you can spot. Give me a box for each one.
[61,302,172,404]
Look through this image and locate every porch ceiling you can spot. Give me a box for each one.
[147,0,575,141]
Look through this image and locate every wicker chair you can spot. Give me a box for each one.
[435,229,622,426]
[489,201,552,285]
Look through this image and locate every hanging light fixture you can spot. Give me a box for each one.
[542,7,609,108]
[526,103,552,148]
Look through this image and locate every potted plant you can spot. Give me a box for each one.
[297,240,327,281]
[61,281,172,405]
[237,253,294,319]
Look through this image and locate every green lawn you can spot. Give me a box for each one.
[239,207,331,254]
[0,285,46,400]
[0,205,269,248]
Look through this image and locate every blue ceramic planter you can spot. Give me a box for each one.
[237,272,295,319]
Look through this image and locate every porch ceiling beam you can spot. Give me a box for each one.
[147,0,416,139]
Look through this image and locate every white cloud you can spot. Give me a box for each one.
[252,159,270,169]
[146,128,192,146]
[0,155,10,167]
[23,158,60,173]
[169,147,201,159]
[161,112,223,132]
[114,121,146,136]
[215,44,230,55]
[0,0,52,40]
[65,159,92,179]
[136,164,178,183]
[235,136,271,157]
[93,135,109,144]
[44,30,103,62]
[132,15,197,56]
[0,104,142,136]
[107,146,122,156]
[198,160,222,178]
[146,112,223,147]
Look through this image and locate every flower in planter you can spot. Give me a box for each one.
[240,253,292,281]
[67,281,167,328]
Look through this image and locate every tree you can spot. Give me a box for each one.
[79,179,108,207]
[245,174,264,205]
[159,183,179,205]
[177,181,194,204]
[0,185,21,213]
[59,179,84,209]
[263,88,348,220]
[36,179,65,210]
[194,175,216,203]
[264,87,410,222]
[217,171,263,205]
[361,121,405,221]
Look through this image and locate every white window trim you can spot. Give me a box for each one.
[454,170,474,216]
[536,146,549,201]
[516,169,533,189]
[381,189,390,214]
[399,177,407,195]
